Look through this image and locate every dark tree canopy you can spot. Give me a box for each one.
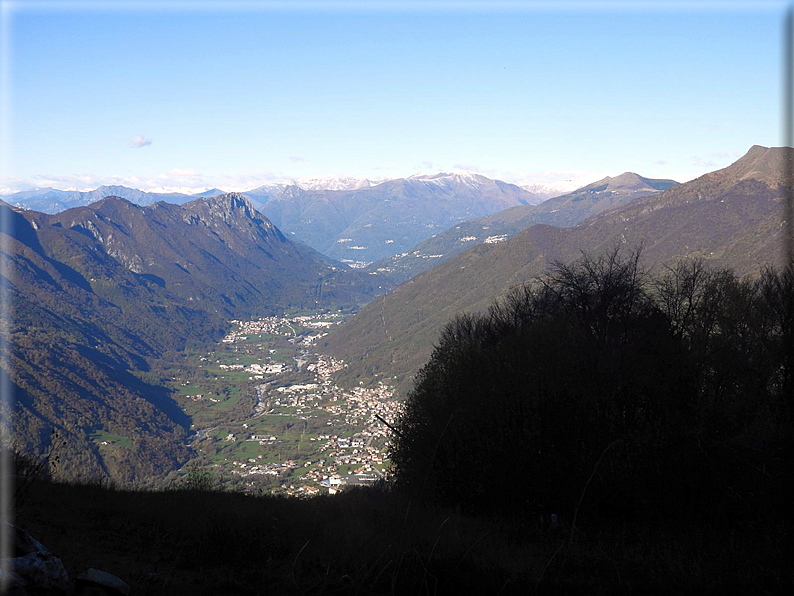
[390,249,791,525]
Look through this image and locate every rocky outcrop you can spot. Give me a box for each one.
[75,568,131,595]
[1,524,132,595]
[1,523,70,593]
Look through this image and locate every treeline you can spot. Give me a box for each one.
[391,248,792,528]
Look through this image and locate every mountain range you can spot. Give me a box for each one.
[1,185,201,214]
[5,172,546,267]
[2,193,385,481]
[5,144,790,481]
[241,172,547,265]
[247,176,378,193]
[369,172,678,283]
[323,145,790,392]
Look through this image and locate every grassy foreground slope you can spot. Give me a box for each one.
[12,477,785,595]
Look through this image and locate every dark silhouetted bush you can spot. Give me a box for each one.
[390,249,790,528]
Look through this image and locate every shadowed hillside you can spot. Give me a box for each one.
[2,194,387,481]
[9,474,786,595]
[391,251,791,520]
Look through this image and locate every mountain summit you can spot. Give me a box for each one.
[182,192,275,229]
[707,144,794,186]
[38,193,384,313]
[579,171,677,193]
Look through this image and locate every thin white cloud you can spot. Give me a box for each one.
[1,170,286,195]
[691,151,738,170]
[129,134,152,149]
[493,168,610,189]
[289,156,306,163]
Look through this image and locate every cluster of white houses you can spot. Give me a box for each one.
[189,314,401,497]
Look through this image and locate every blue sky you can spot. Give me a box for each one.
[0,1,787,193]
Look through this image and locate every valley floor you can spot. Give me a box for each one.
[157,309,401,496]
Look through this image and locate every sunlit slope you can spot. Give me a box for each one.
[369,172,678,283]
[323,145,789,392]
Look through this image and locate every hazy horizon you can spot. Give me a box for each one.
[0,1,785,194]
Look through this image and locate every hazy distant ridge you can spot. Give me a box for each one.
[369,171,678,283]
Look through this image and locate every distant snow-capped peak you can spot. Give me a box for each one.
[247,176,379,194]
[521,182,575,198]
[408,171,487,189]
[290,176,377,191]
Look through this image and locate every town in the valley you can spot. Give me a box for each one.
[169,310,401,497]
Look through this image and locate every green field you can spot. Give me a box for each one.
[163,311,390,493]
[90,430,132,449]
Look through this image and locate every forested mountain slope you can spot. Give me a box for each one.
[2,194,385,481]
